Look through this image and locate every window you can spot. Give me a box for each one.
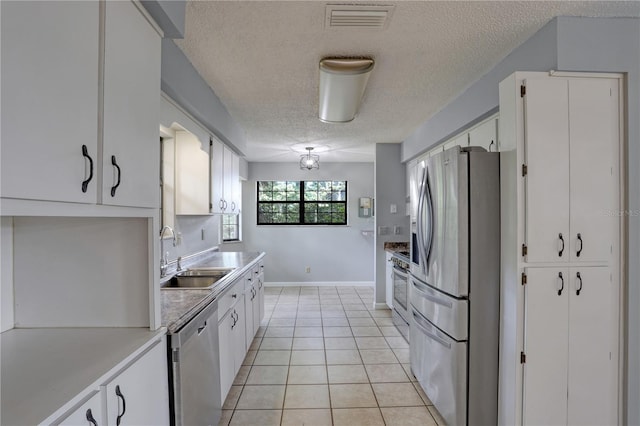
[222,214,240,241]
[257,180,347,225]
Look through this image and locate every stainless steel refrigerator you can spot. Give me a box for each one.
[409,146,500,426]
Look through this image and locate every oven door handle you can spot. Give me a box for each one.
[412,279,453,308]
[392,265,409,278]
[412,309,452,349]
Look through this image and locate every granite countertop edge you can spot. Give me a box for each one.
[161,251,266,333]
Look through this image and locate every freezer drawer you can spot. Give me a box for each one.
[411,275,468,341]
[410,308,467,426]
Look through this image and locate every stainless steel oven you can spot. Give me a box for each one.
[390,254,410,341]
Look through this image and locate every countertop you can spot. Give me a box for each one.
[161,251,265,333]
[384,242,410,261]
[1,327,165,425]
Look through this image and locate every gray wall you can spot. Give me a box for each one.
[402,18,558,161]
[161,215,222,265]
[242,162,375,285]
[374,144,410,304]
[401,16,640,424]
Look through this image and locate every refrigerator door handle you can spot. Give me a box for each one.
[423,173,434,267]
[416,164,427,276]
[412,309,452,349]
[412,279,453,308]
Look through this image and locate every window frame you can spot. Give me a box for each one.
[256,180,348,226]
[222,213,240,242]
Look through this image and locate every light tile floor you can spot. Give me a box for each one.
[219,286,446,426]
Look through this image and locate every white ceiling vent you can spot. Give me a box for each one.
[325,5,395,30]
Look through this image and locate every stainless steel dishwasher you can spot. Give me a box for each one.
[168,300,221,426]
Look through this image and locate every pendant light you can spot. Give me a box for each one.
[300,147,320,170]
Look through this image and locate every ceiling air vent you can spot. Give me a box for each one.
[325,5,395,30]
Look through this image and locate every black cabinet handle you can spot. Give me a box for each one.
[115,385,126,426]
[81,145,93,193]
[576,233,583,257]
[110,155,121,197]
[231,201,236,211]
[232,293,237,299]
[576,272,583,296]
[557,272,564,296]
[558,233,565,257]
[219,199,224,210]
[488,140,495,152]
[86,408,98,426]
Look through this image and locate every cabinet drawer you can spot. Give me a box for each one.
[218,279,243,321]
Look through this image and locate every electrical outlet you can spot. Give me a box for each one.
[176,232,182,246]
[394,225,402,235]
[378,226,389,235]
[305,267,311,273]
[390,204,397,214]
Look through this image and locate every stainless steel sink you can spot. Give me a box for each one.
[162,267,235,289]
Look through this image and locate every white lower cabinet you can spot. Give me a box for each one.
[523,266,617,426]
[218,288,246,404]
[57,391,103,426]
[103,340,170,426]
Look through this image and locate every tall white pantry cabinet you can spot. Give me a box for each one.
[498,72,623,426]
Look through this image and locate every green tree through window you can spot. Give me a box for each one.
[257,181,347,225]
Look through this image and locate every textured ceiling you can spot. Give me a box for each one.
[176,1,640,162]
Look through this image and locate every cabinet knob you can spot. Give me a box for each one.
[81,145,94,193]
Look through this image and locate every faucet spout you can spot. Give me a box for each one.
[160,225,177,278]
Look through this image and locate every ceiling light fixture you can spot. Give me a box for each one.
[318,58,375,123]
[300,147,320,170]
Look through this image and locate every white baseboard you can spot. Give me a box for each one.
[264,281,374,288]
[373,302,390,310]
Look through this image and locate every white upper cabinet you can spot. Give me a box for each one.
[469,117,498,152]
[1,1,161,210]
[523,77,618,264]
[211,137,241,214]
[442,133,468,151]
[1,1,100,203]
[523,78,571,263]
[102,0,161,208]
[567,78,619,262]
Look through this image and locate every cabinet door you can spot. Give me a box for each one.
[57,391,103,426]
[385,253,394,309]
[102,1,160,208]
[253,283,261,336]
[258,272,265,325]
[223,146,235,211]
[522,267,569,426]
[523,78,570,263]
[568,78,619,262]
[104,340,169,426]
[244,280,255,349]
[230,152,241,213]
[175,131,210,215]
[1,1,99,203]
[233,299,247,376]
[469,118,498,152]
[210,138,225,213]
[442,134,467,151]
[567,267,618,425]
[218,312,235,404]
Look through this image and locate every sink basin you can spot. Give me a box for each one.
[162,267,235,289]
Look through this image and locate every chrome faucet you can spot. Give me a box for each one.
[160,225,177,278]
